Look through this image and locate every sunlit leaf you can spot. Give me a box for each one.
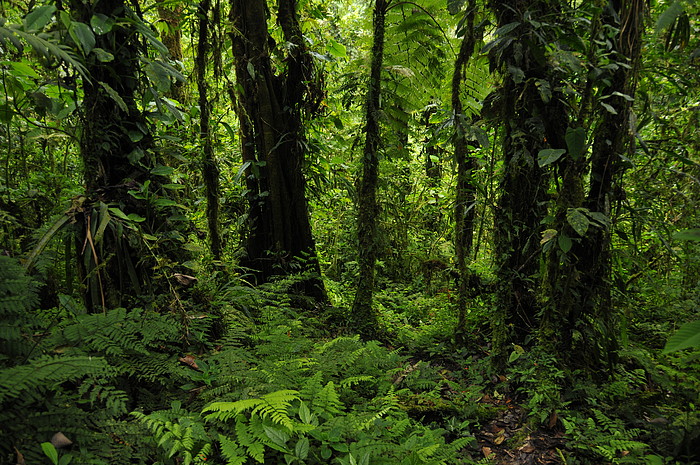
[24,5,56,33]
[327,39,346,58]
[663,319,700,353]
[69,21,95,54]
[541,229,557,245]
[90,14,114,35]
[673,229,700,241]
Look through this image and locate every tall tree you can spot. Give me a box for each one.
[451,0,482,336]
[195,0,222,260]
[486,0,570,363]
[572,0,645,366]
[351,0,389,337]
[69,0,159,310]
[229,0,327,303]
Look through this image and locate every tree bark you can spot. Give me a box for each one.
[452,2,479,337]
[351,0,388,338]
[488,0,565,364]
[229,0,327,304]
[578,0,644,366]
[196,0,222,260]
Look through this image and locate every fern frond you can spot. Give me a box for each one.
[0,355,112,403]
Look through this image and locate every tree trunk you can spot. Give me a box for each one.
[578,0,645,367]
[156,0,185,102]
[71,0,156,311]
[452,2,479,337]
[488,0,564,364]
[196,0,222,260]
[351,0,388,338]
[229,0,327,304]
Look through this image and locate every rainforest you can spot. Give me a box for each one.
[0,0,698,464]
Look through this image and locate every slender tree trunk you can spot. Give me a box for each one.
[156,0,185,102]
[229,0,327,303]
[452,2,479,337]
[351,0,388,338]
[196,0,222,260]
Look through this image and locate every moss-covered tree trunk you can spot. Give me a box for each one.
[351,0,388,338]
[452,2,480,337]
[195,0,222,260]
[577,0,644,366]
[156,0,185,102]
[71,0,157,311]
[488,0,568,364]
[229,0,327,303]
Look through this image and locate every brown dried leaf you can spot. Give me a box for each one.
[174,273,198,286]
[519,442,535,453]
[51,432,73,448]
[178,354,200,371]
[482,446,493,458]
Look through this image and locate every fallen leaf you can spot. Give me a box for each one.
[50,432,73,448]
[178,354,200,370]
[519,442,535,453]
[14,447,25,465]
[174,273,198,286]
[548,410,558,428]
[482,446,493,458]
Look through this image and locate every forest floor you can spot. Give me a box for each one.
[475,398,565,465]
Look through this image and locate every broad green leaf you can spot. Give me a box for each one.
[558,233,572,253]
[145,61,171,92]
[537,149,565,167]
[494,22,520,37]
[601,102,618,114]
[24,5,56,33]
[536,79,551,103]
[9,61,40,78]
[655,0,684,33]
[565,127,586,160]
[152,198,181,208]
[98,81,127,112]
[673,229,700,241]
[108,207,130,221]
[263,425,290,448]
[151,165,174,176]
[127,148,144,164]
[587,211,609,227]
[327,39,346,58]
[663,319,700,353]
[92,47,114,62]
[69,21,95,55]
[41,442,59,465]
[127,213,146,223]
[295,437,309,460]
[90,14,114,35]
[298,401,312,424]
[567,208,590,237]
[541,229,557,245]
